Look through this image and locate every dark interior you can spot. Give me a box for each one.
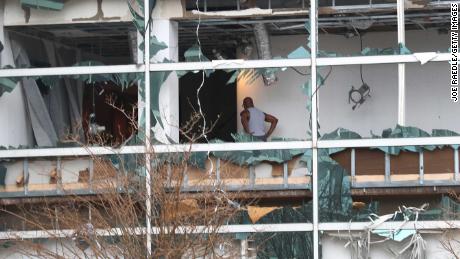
[179,70,237,143]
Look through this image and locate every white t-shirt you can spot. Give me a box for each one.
[247,107,266,136]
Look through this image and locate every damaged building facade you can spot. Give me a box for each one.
[0,0,458,258]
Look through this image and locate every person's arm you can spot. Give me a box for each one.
[263,113,278,140]
[240,110,253,135]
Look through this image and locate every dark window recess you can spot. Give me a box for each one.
[185,0,305,11]
[82,83,138,146]
[179,70,237,143]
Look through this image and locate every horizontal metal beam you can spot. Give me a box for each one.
[0,64,144,78]
[0,141,312,158]
[319,220,460,231]
[351,180,459,188]
[0,52,449,78]
[2,135,460,158]
[317,53,450,66]
[2,220,459,239]
[0,145,145,158]
[318,136,460,149]
[149,59,311,71]
[0,223,314,240]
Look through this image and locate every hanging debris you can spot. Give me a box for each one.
[253,23,277,86]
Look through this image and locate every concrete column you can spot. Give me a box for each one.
[0,1,33,147]
[150,20,179,143]
[147,0,182,143]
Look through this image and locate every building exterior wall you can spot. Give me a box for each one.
[4,0,132,26]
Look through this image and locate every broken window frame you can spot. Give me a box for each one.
[0,0,458,258]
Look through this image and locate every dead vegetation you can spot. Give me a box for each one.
[0,101,251,258]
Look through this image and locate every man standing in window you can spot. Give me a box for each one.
[240,97,278,141]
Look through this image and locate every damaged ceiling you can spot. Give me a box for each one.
[5,22,136,60]
[178,0,451,55]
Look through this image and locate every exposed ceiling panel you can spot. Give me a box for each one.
[5,22,136,60]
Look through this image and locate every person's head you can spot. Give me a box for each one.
[243,97,254,109]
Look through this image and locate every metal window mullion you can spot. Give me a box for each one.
[216,158,221,182]
[397,0,406,125]
[455,148,459,181]
[283,162,288,188]
[144,0,152,256]
[419,151,424,184]
[183,169,189,188]
[310,0,319,257]
[385,153,391,183]
[89,159,94,192]
[23,159,29,195]
[351,148,356,186]
[249,166,255,187]
[57,157,62,194]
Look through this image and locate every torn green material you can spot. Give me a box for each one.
[128,0,145,34]
[184,45,210,62]
[183,45,214,77]
[321,127,362,155]
[0,78,20,96]
[372,125,436,155]
[254,231,313,258]
[72,61,112,84]
[0,65,23,96]
[372,229,416,242]
[225,70,239,84]
[287,46,310,59]
[211,134,307,166]
[398,43,412,55]
[360,43,411,56]
[432,129,460,149]
[139,36,168,59]
[21,0,64,11]
[317,50,338,57]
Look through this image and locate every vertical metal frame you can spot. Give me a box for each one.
[419,151,424,184]
[23,159,29,195]
[385,153,391,183]
[310,0,319,257]
[351,148,356,186]
[283,162,289,188]
[57,157,62,194]
[455,148,459,181]
[397,0,406,125]
[144,0,153,256]
[89,159,94,192]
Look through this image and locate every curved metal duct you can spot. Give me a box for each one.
[253,23,277,86]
